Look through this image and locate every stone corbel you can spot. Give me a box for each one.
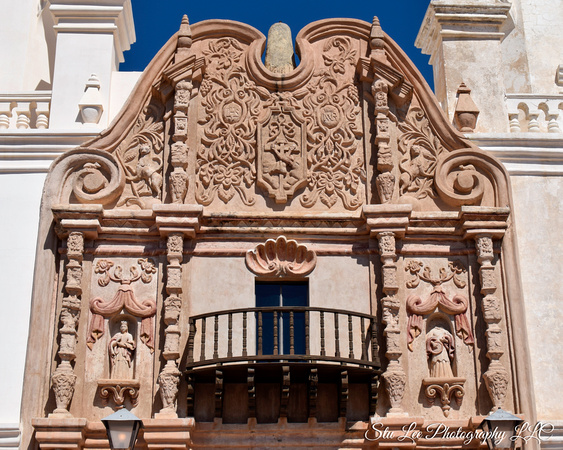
[461,206,510,412]
[363,204,411,416]
[154,205,203,418]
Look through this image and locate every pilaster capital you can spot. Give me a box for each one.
[362,204,412,238]
[460,205,509,240]
[153,204,203,239]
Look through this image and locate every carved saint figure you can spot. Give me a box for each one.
[136,143,163,197]
[426,327,455,378]
[109,321,136,379]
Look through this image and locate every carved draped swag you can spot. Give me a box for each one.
[406,287,474,351]
[86,284,157,353]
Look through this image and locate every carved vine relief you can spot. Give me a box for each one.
[196,36,365,209]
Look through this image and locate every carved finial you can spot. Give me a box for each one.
[264,22,296,74]
[178,15,192,49]
[454,82,480,132]
[370,16,385,51]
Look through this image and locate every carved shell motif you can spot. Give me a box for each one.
[246,236,316,277]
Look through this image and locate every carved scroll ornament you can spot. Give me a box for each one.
[245,235,316,277]
[86,259,157,352]
[405,261,474,350]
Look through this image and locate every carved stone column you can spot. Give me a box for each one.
[156,233,184,418]
[154,204,202,418]
[462,206,510,412]
[363,205,411,416]
[377,231,407,414]
[475,234,509,411]
[50,231,84,416]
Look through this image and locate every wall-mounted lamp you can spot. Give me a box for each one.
[101,408,143,450]
[480,407,524,450]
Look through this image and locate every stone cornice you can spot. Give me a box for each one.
[416,1,512,58]
[467,133,563,175]
[0,131,99,173]
[49,0,135,63]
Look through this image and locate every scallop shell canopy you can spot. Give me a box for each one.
[246,236,317,277]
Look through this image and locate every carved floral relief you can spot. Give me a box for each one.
[300,37,365,210]
[196,38,266,206]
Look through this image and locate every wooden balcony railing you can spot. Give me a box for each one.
[185,306,380,370]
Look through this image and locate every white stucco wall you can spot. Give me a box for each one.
[510,175,563,421]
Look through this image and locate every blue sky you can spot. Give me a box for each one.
[122,1,433,89]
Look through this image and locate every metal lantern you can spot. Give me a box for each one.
[480,408,524,450]
[101,408,143,450]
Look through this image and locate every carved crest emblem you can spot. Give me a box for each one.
[257,106,307,203]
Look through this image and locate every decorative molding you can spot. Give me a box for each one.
[0,424,20,448]
[98,379,140,408]
[422,378,465,417]
[245,235,316,278]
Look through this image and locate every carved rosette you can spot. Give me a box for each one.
[245,235,316,278]
[300,37,365,210]
[51,231,84,416]
[257,106,307,203]
[474,235,509,410]
[156,232,185,417]
[377,232,406,414]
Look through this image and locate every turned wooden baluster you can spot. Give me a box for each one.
[320,311,326,356]
[227,312,233,358]
[258,311,263,356]
[273,311,279,356]
[360,318,366,362]
[187,318,196,363]
[200,318,206,360]
[242,311,247,357]
[348,314,354,359]
[305,310,310,356]
[213,315,219,359]
[289,311,295,355]
[334,312,340,358]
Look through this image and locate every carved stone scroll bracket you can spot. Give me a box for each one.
[422,378,465,417]
[461,207,510,412]
[98,379,140,409]
[245,235,317,278]
[50,231,85,417]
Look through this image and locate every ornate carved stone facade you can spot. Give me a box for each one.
[22,14,535,450]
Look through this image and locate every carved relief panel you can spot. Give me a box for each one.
[399,257,478,419]
[82,257,159,414]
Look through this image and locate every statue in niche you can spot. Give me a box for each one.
[109,321,136,379]
[426,327,455,378]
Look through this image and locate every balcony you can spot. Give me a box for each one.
[184,306,381,423]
